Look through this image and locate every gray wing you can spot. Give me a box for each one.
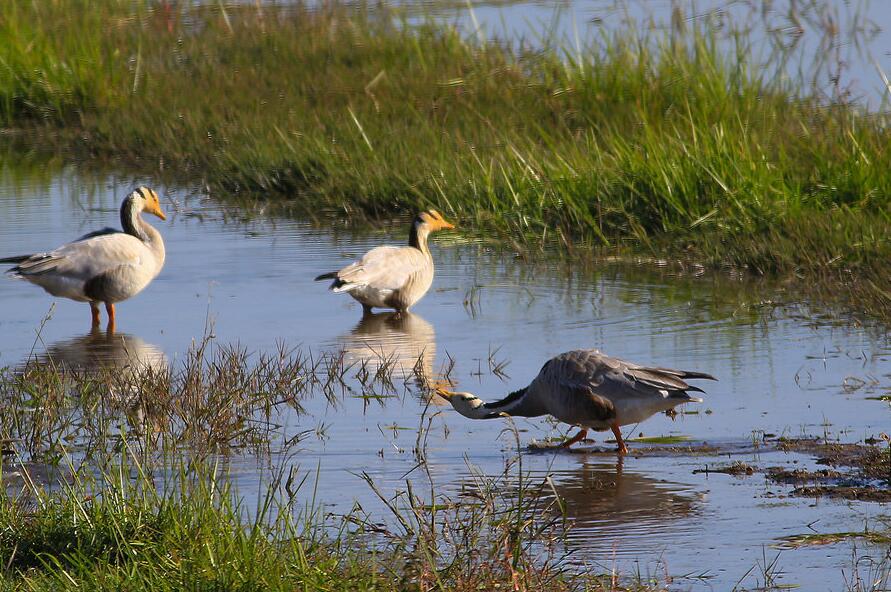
[11,233,148,280]
[530,349,715,424]
[333,245,429,291]
[3,228,121,267]
[557,349,714,399]
[529,351,617,424]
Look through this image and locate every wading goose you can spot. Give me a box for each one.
[437,349,715,455]
[1,187,166,332]
[315,210,455,314]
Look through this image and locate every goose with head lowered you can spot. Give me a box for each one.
[1,186,167,332]
[437,349,716,455]
[315,210,455,315]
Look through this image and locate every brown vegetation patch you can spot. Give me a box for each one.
[791,486,891,503]
[692,461,755,476]
[769,438,891,502]
[766,467,843,484]
[776,438,890,482]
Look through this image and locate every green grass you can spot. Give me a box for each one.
[3,1,891,315]
[0,452,660,591]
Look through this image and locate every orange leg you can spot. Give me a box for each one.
[105,302,116,334]
[90,303,101,328]
[560,428,589,448]
[611,423,628,455]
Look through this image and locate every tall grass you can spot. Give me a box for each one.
[3,1,891,308]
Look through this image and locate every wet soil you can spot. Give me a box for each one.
[772,437,891,501]
[687,437,891,502]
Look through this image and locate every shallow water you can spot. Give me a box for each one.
[1,170,890,590]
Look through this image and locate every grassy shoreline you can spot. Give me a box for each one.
[1,458,646,591]
[4,0,891,317]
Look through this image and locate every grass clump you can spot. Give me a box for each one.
[0,452,661,591]
[0,462,382,590]
[3,1,891,312]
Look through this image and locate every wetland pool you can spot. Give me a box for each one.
[1,169,890,590]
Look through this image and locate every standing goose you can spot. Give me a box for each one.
[1,187,166,332]
[437,349,715,455]
[315,210,455,314]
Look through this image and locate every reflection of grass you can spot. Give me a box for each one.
[775,531,891,550]
[5,2,891,317]
[0,338,426,463]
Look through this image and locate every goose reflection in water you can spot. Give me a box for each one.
[458,459,701,558]
[338,312,440,391]
[547,461,700,543]
[5,331,168,489]
[25,330,169,431]
[33,329,168,377]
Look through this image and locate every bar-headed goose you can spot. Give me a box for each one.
[437,349,715,455]
[315,210,455,314]
[1,187,167,332]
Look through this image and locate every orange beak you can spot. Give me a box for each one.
[147,202,167,221]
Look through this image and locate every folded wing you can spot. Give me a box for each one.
[329,246,429,292]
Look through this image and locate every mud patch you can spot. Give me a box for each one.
[766,467,842,484]
[769,438,891,502]
[776,438,890,476]
[526,437,722,457]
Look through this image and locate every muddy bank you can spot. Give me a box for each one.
[684,437,891,502]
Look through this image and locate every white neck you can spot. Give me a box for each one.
[139,218,166,272]
[457,396,498,419]
[449,387,544,419]
[408,222,433,256]
[121,198,166,272]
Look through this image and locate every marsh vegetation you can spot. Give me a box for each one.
[3,0,891,318]
[0,336,673,591]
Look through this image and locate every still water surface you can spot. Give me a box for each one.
[1,170,889,590]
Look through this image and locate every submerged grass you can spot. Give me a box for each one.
[4,1,891,316]
[0,331,437,466]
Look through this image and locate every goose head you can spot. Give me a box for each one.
[416,209,455,232]
[436,388,504,419]
[131,186,166,220]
